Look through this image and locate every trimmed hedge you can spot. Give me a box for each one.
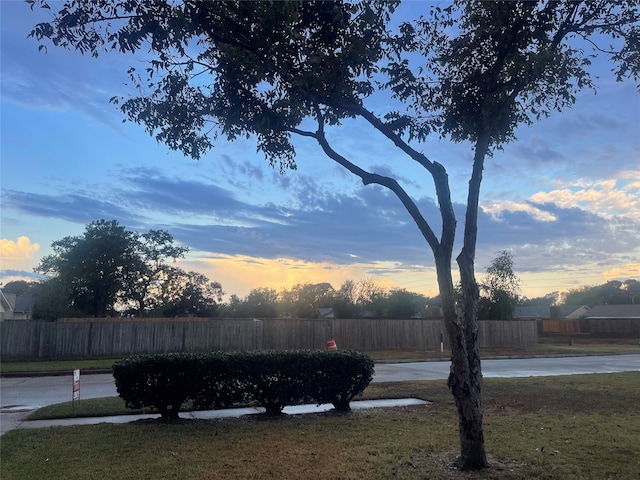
[112,353,198,419]
[112,350,374,419]
[311,350,375,411]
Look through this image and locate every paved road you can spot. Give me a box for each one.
[2,354,638,435]
[373,354,640,382]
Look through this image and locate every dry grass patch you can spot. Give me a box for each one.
[408,452,530,480]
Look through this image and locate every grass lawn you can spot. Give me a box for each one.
[2,372,639,479]
[27,396,154,421]
[0,358,122,375]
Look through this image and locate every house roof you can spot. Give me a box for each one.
[557,305,587,317]
[513,306,549,319]
[319,308,335,318]
[583,304,640,319]
[513,305,587,319]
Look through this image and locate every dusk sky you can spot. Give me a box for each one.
[1,1,639,301]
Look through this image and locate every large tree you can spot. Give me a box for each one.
[31,277,76,321]
[279,282,335,318]
[36,219,136,316]
[29,0,639,469]
[387,289,429,319]
[478,251,521,320]
[243,287,279,318]
[35,220,189,318]
[354,278,389,318]
[331,280,359,319]
[153,267,224,317]
[1,280,37,297]
[120,229,188,317]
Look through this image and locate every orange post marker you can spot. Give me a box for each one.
[327,339,337,350]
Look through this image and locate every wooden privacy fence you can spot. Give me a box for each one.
[581,318,640,336]
[537,318,640,336]
[0,318,538,360]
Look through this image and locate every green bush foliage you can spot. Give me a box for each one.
[312,350,375,411]
[233,351,316,415]
[189,353,245,411]
[112,350,374,419]
[112,353,198,420]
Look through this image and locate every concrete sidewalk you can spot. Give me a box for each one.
[11,398,428,432]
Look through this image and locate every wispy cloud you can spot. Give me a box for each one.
[2,190,141,226]
[0,269,42,283]
[4,159,638,278]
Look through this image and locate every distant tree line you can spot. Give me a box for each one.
[3,219,440,321]
[224,267,639,321]
[470,251,638,319]
[218,279,439,319]
[3,222,637,321]
[521,279,640,308]
[461,250,550,320]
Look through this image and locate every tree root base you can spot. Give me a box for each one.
[408,452,528,478]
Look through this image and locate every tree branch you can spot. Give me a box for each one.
[294,108,441,252]
[328,100,457,255]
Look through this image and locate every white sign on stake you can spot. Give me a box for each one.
[73,369,80,403]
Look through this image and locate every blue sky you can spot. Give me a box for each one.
[1,1,639,300]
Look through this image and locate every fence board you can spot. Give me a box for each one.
[541,319,582,334]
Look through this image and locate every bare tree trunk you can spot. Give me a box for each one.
[453,253,487,470]
[435,251,488,470]
[445,133,492,470]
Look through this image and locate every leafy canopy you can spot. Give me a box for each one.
[387,1,639,146]
[30,1,396,168]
